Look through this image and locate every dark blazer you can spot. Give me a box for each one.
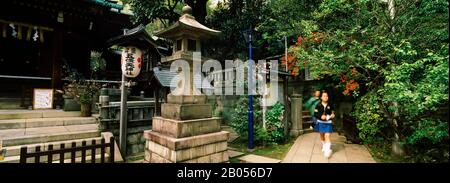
[314,102,335,120]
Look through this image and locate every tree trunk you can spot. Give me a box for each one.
[80,103,92,117]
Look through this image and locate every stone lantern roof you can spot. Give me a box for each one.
[154,5,220,40]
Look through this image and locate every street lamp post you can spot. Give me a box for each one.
[242,28,254,150]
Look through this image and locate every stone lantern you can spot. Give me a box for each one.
[155,5,220,98]
[143,5,229,163]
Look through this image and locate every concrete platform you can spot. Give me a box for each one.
[238,154,281,163]
[0,117,96,130]
[0,124,99,147]
[2,137,104,157]
[0,110,81,120]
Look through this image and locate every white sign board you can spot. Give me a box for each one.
[33,89,53,109]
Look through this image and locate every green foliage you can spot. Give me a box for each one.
[352,91,389,144]
[408,118,449,145]
[229,96,286,146]
[229,95,265,145]
[205,0,320,59]
[205,0,271,59]
[285,0,449,162]
[265,102,285,143]
[64,80,100,105]
[257,0,320,55]
[254,127,271,146]
[128,0,208,26]
[128,0,183,26]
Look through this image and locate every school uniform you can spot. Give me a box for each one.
[304,97,320,128]
[313,102,334,133]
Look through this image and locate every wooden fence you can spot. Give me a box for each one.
[19,137,115,163]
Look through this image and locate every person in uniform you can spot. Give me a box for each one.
[314,91,335,158]
[304,90,321,129]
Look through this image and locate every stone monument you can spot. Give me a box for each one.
[143,5,229,163]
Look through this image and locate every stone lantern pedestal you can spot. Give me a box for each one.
[143,94,229,163]
[143,4,228,163]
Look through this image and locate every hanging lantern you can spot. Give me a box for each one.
[121,46,142,78]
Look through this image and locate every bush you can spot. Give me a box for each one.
[265,102,286,143]
[229,96,287,146]
[229,96,263,144]
[405,118,449,163]
[351,91,390,144]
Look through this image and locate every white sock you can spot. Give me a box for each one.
[321,141,325,151]
[324,142,331,151]
[323,142,332,158]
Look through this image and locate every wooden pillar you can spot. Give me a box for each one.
[51,25,63,108]
[283,75,290,136]
[154,85,160,116]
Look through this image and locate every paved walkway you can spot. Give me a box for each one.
[283,132,376,163]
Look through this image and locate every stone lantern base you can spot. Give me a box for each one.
[143,94,229,163]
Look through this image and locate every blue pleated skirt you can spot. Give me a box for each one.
[314,120,333,133]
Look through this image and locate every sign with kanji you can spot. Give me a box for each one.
[33,88,53,109]
[121,46,142,78]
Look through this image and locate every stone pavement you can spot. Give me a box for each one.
[238,154,281,163]
[282,132,376,163]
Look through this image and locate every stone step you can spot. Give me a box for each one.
[0,110,81,120]
[2,137,104,157]
[227,150,244,159]
[1,127,99,147]
[238,154,281,163]
[0,117,96,130]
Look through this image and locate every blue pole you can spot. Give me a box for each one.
[248,31,254,150]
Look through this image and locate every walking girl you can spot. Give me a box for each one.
[313,91,335,158]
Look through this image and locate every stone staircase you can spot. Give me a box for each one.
[302,110,314,132]
[0,110,105,163]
